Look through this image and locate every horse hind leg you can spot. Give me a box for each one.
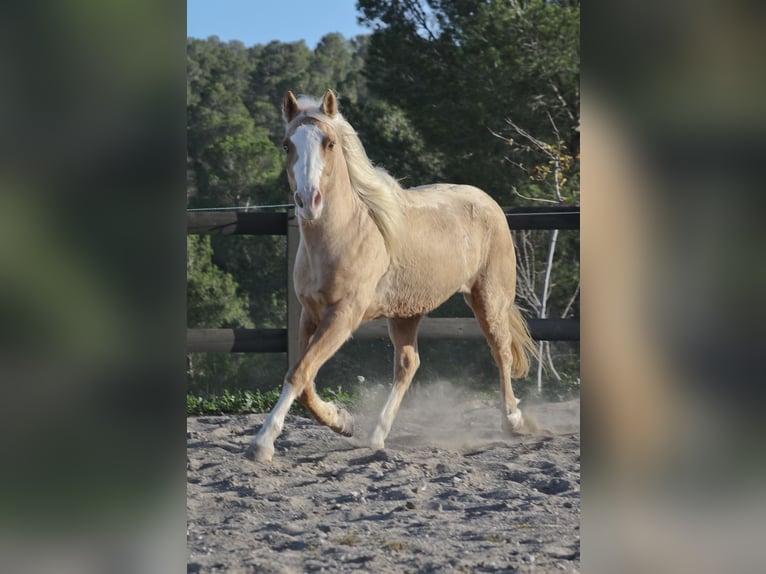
[464,286,527,434]
[368,315,422,449]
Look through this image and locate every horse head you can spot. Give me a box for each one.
[282,89,342,222]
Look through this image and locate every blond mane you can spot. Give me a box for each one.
[288,96,406,261]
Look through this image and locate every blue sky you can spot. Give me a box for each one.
[187,0,371,48]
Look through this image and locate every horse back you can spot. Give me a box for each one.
[374,184,513,317]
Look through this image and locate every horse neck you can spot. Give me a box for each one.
[299,164,377,256]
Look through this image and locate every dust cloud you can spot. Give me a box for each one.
[352,379,579,451]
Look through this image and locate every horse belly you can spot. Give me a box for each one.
[378,195,495,316]
[378,243,481,317]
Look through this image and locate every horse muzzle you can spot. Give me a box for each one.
[294,190,323,220]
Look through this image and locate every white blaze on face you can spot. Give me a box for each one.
[290,124,325,219]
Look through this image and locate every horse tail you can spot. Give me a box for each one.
[510,303,538,378]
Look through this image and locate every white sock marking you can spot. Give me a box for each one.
[252,384,296,452]
[369,387,403,447]
[507,407,523,430]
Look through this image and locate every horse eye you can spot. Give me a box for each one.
[283,144,289,152]
[327,141,335,150]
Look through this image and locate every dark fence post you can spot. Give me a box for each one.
[286,213,300,369]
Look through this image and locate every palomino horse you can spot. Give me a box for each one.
[246,90,536,463]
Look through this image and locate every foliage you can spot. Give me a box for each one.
[186,2,580,398]
[358,0,580,205]
[187,38,282,208]
[187,386,357,416]
[209,235,287,329]
[186,388,282,416]
[341,97,446,186]
[186,351,281,394]
[186,235,252,329]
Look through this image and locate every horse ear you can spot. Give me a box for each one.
[321,89,337,118]
[283,91,300,123]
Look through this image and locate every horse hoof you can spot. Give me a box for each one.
[335,408,354,437]
[503,408,525,434]
[503,411,553,437]
[244,444,274,463]
[367,427,386,449]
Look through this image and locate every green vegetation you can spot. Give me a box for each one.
[187,1,580,404]
[187,235,253,329]
[187,385,357,416]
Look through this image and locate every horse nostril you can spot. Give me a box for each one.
[294,193,304,208]
[312,191,322,209]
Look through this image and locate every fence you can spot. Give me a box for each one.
[187,207,579,367]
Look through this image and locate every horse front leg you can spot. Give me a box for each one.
[295,308,355,436]
[243,310,316,463]
[246,303,361,462]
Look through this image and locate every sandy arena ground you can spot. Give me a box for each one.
[187,385,580,573]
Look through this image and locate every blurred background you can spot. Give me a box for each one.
[583,0,766,572]
[0,1,186,572]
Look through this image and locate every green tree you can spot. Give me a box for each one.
[307,33,370,102]
[189,88,281,207]
[341,97,445,186]
[358,0,580,204]
[187,235,252,329]
[187,235,288,396]
[209,235,287,330]
[186,39,283,208]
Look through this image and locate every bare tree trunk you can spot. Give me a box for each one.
[497,114,578,393]
[546,339,562,382]
[536,228,559,393]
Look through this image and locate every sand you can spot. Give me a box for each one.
[187,384,580,573]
